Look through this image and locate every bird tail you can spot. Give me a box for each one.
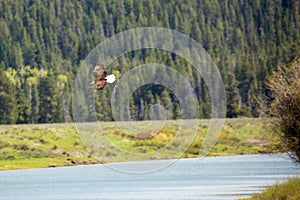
[106,74,116,83]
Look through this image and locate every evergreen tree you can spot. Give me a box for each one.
[160,89,173,119]
[16,84,30,124]
[0,69,17,124]
[38,71,62,123]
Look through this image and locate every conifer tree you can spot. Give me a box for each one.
[0,69,17,124]
[38,71,62,123]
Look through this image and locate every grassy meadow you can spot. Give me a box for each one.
[0,118,283,170]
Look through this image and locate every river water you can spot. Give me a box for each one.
[0,153,299,200]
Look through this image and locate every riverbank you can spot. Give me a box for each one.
[241,177,300,200]
[0,118,283,170]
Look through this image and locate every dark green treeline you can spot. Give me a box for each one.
[0,0,299,124]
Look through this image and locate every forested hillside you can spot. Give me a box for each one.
[0,0,299,124]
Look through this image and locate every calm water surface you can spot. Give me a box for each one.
[0,153,299,200]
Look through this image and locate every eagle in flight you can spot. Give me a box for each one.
[92,64,116,90]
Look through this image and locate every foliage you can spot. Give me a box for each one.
[267,57,300,162]
[38,71,62,123]
[241,177,300,200]
[0,0,299,123]
[0,69,17,124]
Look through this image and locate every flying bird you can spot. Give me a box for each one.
[92,64,116,90]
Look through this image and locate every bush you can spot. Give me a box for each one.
[13,144,29,151]
[0,139,9,149]
[267,57,300,162]
[0,151,15,160]
[242,177,300,200]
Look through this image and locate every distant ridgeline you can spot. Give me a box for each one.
[0,0,299,124]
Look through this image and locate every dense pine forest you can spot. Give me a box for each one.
[0,0,299,124]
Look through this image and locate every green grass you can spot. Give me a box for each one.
[241,177,300,200]
[0,118,284,170]
[0,123,97,170]
[208,118,282,156]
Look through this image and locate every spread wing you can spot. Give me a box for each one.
[94,65,107,90]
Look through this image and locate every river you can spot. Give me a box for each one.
[0,153,299,200]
